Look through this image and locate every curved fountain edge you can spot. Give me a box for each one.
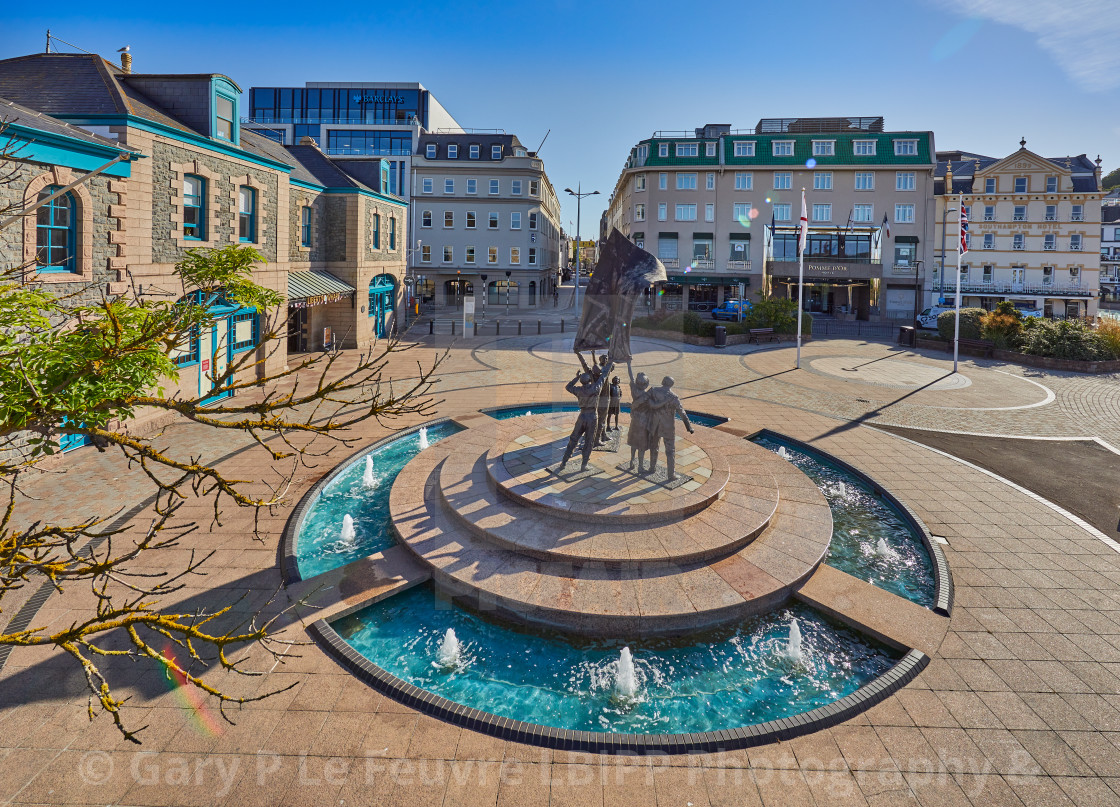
[278,417,457,585]
[308,616,929,753]
[754,428,954,617]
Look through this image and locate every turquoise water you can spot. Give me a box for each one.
[485,404,728,427]
[753,435,936,608]
[295,421,463,579]
[335,585,901,735]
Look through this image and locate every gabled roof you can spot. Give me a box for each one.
[0,96,132,152]
[285,144,374,190]
[934,147,1101,194]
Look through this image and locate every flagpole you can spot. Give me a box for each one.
[797,188,807,370]
[953,192,963,373]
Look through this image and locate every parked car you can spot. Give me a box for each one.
[917,305,956,329]
[711,300,752,320]
[1014,305,1043,319]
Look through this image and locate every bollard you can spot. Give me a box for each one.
[429,320,433,335]
[518,321,522,335]
[451,320,455,335]
[473,322,477,336]
[561,319,565,333]
[496,322,500,336]
[538,320,542,335]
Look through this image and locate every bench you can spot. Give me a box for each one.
[956,338,995,357]
[748,328,780,344]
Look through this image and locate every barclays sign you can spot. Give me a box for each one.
[352,93,406,104]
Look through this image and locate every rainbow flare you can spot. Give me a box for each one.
[160,644,226,737]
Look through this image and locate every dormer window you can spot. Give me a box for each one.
[215,96,235,141]
[212,78,240,144]
[491,144,502,160]
[426,144,437,159]
[470,144,480,159]
[448,144,458,158]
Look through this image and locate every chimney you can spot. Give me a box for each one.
[118,46,132,73]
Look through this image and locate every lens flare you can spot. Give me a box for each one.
[805,158,817,168]
[160,644,225,737]
[931,17,983,62]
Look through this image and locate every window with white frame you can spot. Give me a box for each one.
[657,203,667,221]
[529,212,538,229]
[511,179,522,195]
[676,142,698,157]
[675,204,697,221]
[734,172,752,190]
[1014,177,1028,193]
[658,143,668,157]
[1045,204,1056,221]
[488,212,499,229]
[421,244,431,262]
[855,172,874,190]
[422,178,433,194]
[984,205,995,221]
[813,172,832,190]
[894,204,915,223]
[983,234,994,249]
[705,203,715,222]
[635,174,646,192]
[489,179,499,195]
[853,140,876,156]
[1046,176,1057,193]
[772,140,794,156]
[677,173,697,190]
[425,144,436,159]
[733,141,755,157]
[444,178,454,194]
[659,173,668,190]
[1044,234,1056,251]
[1013,205,1026,221]
[491,145,502,159]
[706,173,715,190]
[511,212,521,229]
[732,203,752,222]
[461,246,473,264]
[470,144,480,159]
[982,265,993,283]
[448,144,458,158]
[894,139,918,155]
[1070,266,1081,283]
[705,142,717,157]
[529,180,539,196]
[896,172,915,191]
[812,204,831,222]
[444,211,454,228]
[1043,266,1054,284]
[853,204,872,222]
[812,140,834,156]
[774,173,792,190]
[466,211,476,229]
[1072,204,1084,221]
[1013,233,1025,250]
[774,203,791,221]
[984,177,996,194]
[510,247,520,264]
[466,178,477,194]
[421,210,432,228]
[529,247,537,265]
[488,246,498,264]
[1071,234,1083,250]
[634,203,645,221]
[443,246,453,263]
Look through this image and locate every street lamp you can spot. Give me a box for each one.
[564,184,600,314]
[938,206,958,302]
[505,270,512,315]
[480,273,488,319]
[911,260,924,329]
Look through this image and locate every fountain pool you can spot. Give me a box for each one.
[483,403,728,427]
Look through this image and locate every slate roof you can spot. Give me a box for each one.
[1102,207,1120,224]
[933,149,1100,194]
[0,96,133,152]
[415,132,527,160]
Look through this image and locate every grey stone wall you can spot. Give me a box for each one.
[363,199,407,264]
[151,141,279,265]
[288,189,327,263]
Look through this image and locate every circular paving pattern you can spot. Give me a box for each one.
[390,413,833,636]
[807,356,973,390]
[527,336,681,366]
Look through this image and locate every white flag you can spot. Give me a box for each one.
[798,189,808,254]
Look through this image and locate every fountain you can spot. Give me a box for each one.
[436,628,462,669]
[614,647,639,700]
[836,482,847,498]
[875,537,897,559]
[785,619,803,664]
[418,427,429,450]
[361,455,377,489]
[339,514,356,547]
[777,446,792,460]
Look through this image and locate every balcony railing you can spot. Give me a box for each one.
[726,260,752,271]
[956,282,1092,297]
[323,148,412,156]
[662,259,680,269]
[691,259,715,270]
[244,115,421,126]
[890,263,922,276]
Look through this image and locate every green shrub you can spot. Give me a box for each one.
[1020,318,1118,361]
[1097,319,1120,358]
[980,303,1023,350]
[937,308,984,340]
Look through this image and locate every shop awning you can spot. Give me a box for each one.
[288,270,356,308]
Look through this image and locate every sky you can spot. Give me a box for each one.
[5,0,1119,234]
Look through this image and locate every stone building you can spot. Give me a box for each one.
[0,51,407,430]
[933,144,1103,318]
[409,132,562,311]
[605,118,936,320]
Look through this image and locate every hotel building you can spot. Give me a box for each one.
[605,118,936,320]
[409,133,562,310]
[933,144,1103,318]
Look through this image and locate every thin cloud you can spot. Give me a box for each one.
[935,0,1120,91]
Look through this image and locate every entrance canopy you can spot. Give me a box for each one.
[288,269,356,309]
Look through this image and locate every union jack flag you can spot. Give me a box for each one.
[959,205,969,255]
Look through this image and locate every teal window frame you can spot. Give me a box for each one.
[184,175,206,240]
[35,186,76,273]
[300,205,312,247]
[238,186,256,242]
[389,216,397,250]
[212,79,240,145]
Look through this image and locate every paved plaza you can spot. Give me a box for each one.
[3,328,1120,806]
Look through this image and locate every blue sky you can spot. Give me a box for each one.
[5,0,1118,234]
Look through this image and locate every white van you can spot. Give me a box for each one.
[917,306,957,329]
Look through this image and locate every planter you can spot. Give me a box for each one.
[631,328,810,347]
[914,337,1120,374]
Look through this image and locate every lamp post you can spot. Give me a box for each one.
[565,184,600,314]
[480,273,488,320]
[912,260,923,329]
[505,270,512,315]
[938,205,957,303]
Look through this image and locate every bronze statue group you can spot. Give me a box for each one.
[558,352,694,482]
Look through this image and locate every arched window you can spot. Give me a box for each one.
[35,187,75,273]
[528,280,537,306]
[184,175,206,240]
[238,186,256,242]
